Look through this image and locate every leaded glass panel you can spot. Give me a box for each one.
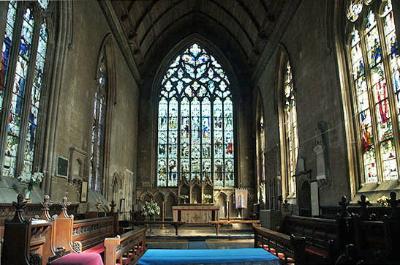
[1,1,50,179]
[157,43,235,187]
[282,61,298,196]
[346,0,400,183]
[89,53,107,192]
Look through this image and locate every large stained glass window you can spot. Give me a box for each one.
[346,0,400,183]
[157,43,235,188]
[0,1,50,178]
[89,51,107,193]
[282,61,298,197]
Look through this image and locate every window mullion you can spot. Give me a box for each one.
[210,97,214,185]
[376,9,400,180]
[16,7,41,176]
[359,24,385,183]
[177,98,181,186]
[200,100,203,181]
[222,98,225,187]
[166,100,170,187]
[0,3,24,177]
[189,99,192,182]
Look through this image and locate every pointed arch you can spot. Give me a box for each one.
[276,45,299,201]
[255,88,266,206]
[88,34,116,196]
[155,40,236,189]
[336,0,400,198]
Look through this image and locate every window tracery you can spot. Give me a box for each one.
[157,43,235,188]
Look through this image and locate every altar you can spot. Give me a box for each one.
[173,205,219,224]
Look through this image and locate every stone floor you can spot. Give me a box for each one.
[140,224,255,249]
[147,238,254,249]
[144,223,254,237]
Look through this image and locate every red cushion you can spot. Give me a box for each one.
[83,244,105,254]
[305,246,329,257]
[50,253,103,265]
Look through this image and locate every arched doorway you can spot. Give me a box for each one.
[298,181,311,216]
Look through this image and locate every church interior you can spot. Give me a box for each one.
[1,0,400,264]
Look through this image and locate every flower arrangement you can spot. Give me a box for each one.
[17,171,44,200]
[376,195,389,207]
[142,200,160,218]
[18,171,44,186]
[179,195,189,204]
[203,194,212,204]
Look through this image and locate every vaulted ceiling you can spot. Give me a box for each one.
[110,0,289,82]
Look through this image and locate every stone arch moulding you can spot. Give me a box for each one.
[43,1,73,194]
[274,43,298,204]
[85,33,117,199]
[149,33,242,188]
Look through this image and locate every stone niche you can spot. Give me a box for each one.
[177,177,214,205]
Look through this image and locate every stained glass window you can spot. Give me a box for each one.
[0,1,50,178]
[282,61,298,196]
[89,51,108,193]
[346,0,400,183]
[256,106,266,205]
[157,43,235,188]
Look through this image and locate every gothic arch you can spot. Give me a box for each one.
[153,36,239,189]
[255,88,266,207]
[87,34,116,198]
[334,0,400,198]
[275,44,299,203]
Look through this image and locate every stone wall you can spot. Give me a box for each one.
[255,0,350,208]
[50,0,139,213]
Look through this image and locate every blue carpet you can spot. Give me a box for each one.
[138,248,280,265]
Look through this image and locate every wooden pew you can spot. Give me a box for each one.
[253,224,306,265]
[0,196,79,262]
[209,219,260,235]
[1,194,54,265]
[104,227,147,265]
[51,196,119,255]
[279,215,338,264]
[345,192,400,265]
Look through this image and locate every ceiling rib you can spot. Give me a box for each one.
[143,10,249,60]
[235,0,261,31]
[139,0,254,49]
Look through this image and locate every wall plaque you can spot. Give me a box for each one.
[57,156,69,178]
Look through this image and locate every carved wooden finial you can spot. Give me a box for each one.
[387,191,400,219]
[387,192,399,208]
[338,196,350,218]
[357,194,371,220]
[61,193,71,213]
[110,200,116,213]
[41,195,52,220]
[12,194,27,223]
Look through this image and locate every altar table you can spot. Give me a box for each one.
[173,205,219,224]
[138,248,279,265]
